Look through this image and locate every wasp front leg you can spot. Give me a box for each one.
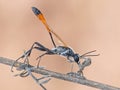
[77,57,91,76]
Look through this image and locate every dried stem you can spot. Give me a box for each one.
[0,57,120,90]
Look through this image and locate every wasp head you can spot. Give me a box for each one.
[73,54,80,64]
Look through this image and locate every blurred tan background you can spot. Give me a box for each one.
[0,0,120,90]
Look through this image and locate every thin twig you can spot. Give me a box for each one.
[0,57,120,90]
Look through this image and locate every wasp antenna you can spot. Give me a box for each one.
[80,50,99,57]
[32,7,42,16]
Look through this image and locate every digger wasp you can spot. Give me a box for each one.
[11,7,99,75]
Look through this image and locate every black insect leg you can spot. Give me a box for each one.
[11,50,30,72]
[11,42,50,72]
[27,42,51,56]
[34,47,54,67]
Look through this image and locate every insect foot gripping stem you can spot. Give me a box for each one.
[67,72,86,79]
[14,63,51,90]
[11,50,32,72]
[14,64,30,77]
[25,66,51,90]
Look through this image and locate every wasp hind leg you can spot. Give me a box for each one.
[11,50,30,72]
[11,42,50,72]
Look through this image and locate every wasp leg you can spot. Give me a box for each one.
[27,42,51,56]
[34,46,54,68]
[77,57,91,77]
[36,53,48,68]
[11,50,30,72]
[26,66,51,90]
[13,63,30,77]
[36,52,54,68]
[66,56,75,73]
[14,70,29,77]
[11,42,50,72]
[81,57,91,70]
